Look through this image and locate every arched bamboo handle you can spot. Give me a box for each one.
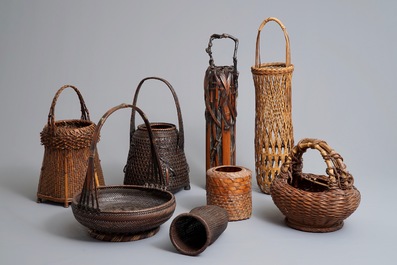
[78,104,164,210]
[47,85,90,127]
[255,17,291,67]
[130,77,185,149]
[280,138,354,190]
[206,33,239,72]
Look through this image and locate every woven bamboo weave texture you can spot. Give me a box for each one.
[251,17,294,194]
[37,85,104,207]
[270,138,361,233]
[125,77,190,193]
[206,165,252,221]
[72,104,176,241]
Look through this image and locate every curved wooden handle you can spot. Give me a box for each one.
[281,138,354,190]
[206,33,239,72]
[47,85,90,127]
[78,103,165,210]
[130,77,185,149]
[255,17,291,67]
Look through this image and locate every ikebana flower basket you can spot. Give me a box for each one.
[37,85,104,207]
[270,138,361,233]
[124,77,190,193]
[251,17,294,194]
[204,33,239,171]
[72,104,176,242]
[206,165,252,221]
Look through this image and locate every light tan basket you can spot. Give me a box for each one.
[251,17,294,194]
[206,165,252,221]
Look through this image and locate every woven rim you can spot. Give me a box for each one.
[40,119,96,149]
[251,62,294,75]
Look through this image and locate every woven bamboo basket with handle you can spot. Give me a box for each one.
[251,17,294,194]
[270,138,361,232]
[72,104,176,242]
[37,85,104,207]
[124,77,190,193]
[204,33,239,171]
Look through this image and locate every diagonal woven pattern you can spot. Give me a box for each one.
[251,17,294,194]
[270,138,361,232]
[206,165,252,221]
[252,63,294,194]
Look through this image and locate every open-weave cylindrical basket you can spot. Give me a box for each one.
[37,85,104,207]
[251,17,294,194]
[206,165,252,221]
[270,138,361,232]
[124,77,190,193]
[204,33,239,171]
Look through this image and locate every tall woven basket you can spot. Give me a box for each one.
[204,33,239,171]
[37,85,104,207]
[124,77,190,193]
[270,138,361,232]
[251,17,294,194]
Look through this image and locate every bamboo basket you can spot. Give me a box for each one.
[37,85,104,207]
[124,77,190,193]
[206,165,252,221]
[72,104,176,242]
[169,205,228,256]
[251,17,294,194]
[204,33,239,171]
[270,138,361,232]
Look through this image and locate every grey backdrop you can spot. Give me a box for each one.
[1,1,396,264]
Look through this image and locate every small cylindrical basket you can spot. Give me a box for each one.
[251,17,294,194]
[169,205,229,256]
[206,165,252,221]
[270,138,361,233]
[204,33,239,171]
[37,85,104,207]
[124,77,190,193]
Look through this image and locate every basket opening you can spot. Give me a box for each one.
[172,216,207,252]
[55,120,93,129]
[215,166,242,173]
[139,123,175,130]
[290,174,329,192]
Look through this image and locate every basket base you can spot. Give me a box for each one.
[88,227,160,242]
[285,218,344,233]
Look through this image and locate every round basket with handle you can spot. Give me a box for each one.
[37,85,104,207]
[270,138,361,232]
[251,17,294,194]
[124,77,190,193]
[71,104,176,242]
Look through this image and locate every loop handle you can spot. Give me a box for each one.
[130,77,185,149]
[280,138,354,190]
[206,33,239,72]
[78,104,164,211]
[48,85,90,127]
[255,17,291,67]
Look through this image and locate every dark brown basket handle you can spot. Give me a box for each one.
[280,138,354,190]
[130,77,185,149]
[255,17,291,67]
[47,85,90,127]
[206,33,239,72]
[78,103,165,211]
